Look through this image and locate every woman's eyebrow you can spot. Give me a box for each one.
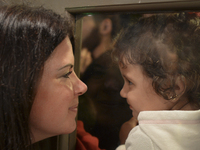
[58,64,73,71]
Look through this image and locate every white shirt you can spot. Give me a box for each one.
[116,110,200,150]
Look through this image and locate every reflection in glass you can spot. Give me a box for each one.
[78,13,135,150]
[78,11,200,150]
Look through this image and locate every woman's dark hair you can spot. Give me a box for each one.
[0,4,74,150]
[112,13,200,106]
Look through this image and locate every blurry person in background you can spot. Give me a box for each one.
[80,14,120,74]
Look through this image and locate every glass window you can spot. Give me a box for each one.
[65,1,200,150]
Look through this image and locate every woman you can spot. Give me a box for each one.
[113,13,200,150]
[0,4,87,149]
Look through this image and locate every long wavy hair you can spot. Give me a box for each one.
[0,5,74,150]
[112,13,200,107]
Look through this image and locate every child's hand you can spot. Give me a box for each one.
[119,117,138,144]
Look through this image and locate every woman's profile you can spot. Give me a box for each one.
[0,4,87,149]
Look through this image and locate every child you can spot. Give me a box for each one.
[113,13,200,150]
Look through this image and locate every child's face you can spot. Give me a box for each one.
[119,63,175,119]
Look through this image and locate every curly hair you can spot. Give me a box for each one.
[112,13,200,107]
[0,4,74,150]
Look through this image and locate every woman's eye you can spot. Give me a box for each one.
[128,80,133,85]
[63,71,72,78]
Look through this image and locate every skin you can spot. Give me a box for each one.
[29,36,87,143]
[119,63,190,119]
[119,117,138,144]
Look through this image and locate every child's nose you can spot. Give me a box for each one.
[120,86,127,98]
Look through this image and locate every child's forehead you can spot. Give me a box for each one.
[118,58,129,69]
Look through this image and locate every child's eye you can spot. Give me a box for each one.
[63,71,72,78]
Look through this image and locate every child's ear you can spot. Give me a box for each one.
[99,18,112,35]
[174,75,186,98]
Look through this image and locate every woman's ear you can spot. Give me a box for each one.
[99,18,112,35]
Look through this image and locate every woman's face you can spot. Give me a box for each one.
[119,63,175,119]
[29,37,87,143]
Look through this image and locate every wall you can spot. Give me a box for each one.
[1,0,140,14]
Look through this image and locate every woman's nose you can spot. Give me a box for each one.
[73,74,87,96]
